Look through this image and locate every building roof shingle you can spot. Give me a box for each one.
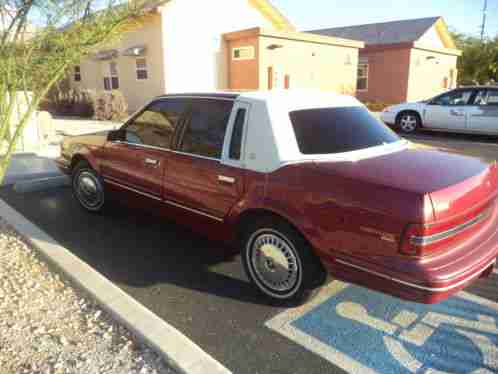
[308,17,441,46]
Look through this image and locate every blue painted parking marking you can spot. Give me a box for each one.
[266,281,498,374]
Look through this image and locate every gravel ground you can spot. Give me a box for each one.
[0,219,175,374]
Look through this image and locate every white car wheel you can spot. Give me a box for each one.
[398,113,420,133]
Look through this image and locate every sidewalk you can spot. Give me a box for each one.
[0,218,174,374]
[3,117,122,188]
[53,117,122,137]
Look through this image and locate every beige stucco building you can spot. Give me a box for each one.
[310,17,462,104]
[71,0,363,111]
[224,28,363,94]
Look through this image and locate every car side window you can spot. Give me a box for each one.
[474,90,498,106]
[229,108,246,160]
[179,99,234,159]
[487,90,498,106]
[124,99,187,149]
[432,90,473,106]
[473,90,488,106]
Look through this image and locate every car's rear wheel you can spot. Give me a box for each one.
[241,216,326,305]
[397,112,421,134]
[72,161,106,213]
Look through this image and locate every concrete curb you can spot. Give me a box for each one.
[0,199,231,374]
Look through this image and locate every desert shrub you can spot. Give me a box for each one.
[363,101,393,112]
[43,84,95,118]
[93,90,128,121]
[72,89,96,117]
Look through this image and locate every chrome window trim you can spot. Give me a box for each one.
[111,140,171,153]
[103,177,223,222]
[336,258,496,292]
[410,209,491,247]
[163,199,223,222]
[168,149,221,162]
[110,141,221,163]
[104,177,162,201]
[160,95,236,102]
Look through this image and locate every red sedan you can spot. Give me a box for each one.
[56,91,498,305]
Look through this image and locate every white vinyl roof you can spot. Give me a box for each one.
[234,90,408,173]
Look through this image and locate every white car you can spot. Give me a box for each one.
[381,86,498,135]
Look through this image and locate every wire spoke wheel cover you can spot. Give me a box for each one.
[74,170,104,210]
[248,229,302,297]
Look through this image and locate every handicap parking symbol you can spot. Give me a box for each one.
[266,281,498,373]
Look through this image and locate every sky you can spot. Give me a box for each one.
[270,0,498,37]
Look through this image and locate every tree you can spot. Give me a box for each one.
[451,31,498,85]
[0,0,148,183]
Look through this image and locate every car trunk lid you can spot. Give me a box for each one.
[429,162,498,222]
[312,148,491,203]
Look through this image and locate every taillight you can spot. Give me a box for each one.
[400,223,446,256]
[401,205,493,257]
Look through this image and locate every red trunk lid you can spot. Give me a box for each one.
[429,162,498,222]
[312,148,495,224]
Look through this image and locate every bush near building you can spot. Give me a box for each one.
[41,87,128,121]
[94,91,128,121]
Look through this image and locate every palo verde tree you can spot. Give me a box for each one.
[0,0,148,183]
[451,31,498,85]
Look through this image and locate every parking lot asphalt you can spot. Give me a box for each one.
[0,186,335,374]
[1,132,498,374]
[404,131,498,163]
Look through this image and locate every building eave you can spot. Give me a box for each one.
[412,41,462,56]
[433,17,457,50]
[224,27,364,49]
[360,41,461,56]
[248,0,295,31]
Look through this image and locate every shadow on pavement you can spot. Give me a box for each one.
[0,185,276,306]
[401,130,498,145]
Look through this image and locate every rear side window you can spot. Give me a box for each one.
[229,108,246,160]
[474,89,498,106]
[179,99,234,159]
[289,106,400,155]
[124,99,187,149]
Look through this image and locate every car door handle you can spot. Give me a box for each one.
[450,109,465,117]
[218,175,235,184]
[144,158,159,166]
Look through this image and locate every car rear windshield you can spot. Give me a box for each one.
[289,106,401,155]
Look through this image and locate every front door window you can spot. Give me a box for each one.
[432,89,473,106]
[123,99,187,149]
[426,89,474,129]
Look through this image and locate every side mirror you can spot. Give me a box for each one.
[107,129,125,142]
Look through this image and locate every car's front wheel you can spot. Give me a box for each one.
[397,112,421,134]
[241,216,326,305]
[72,160,106,213]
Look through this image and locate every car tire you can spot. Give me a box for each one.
[397,111,421,134]
[71,160,106,213]
[241,216,327,305]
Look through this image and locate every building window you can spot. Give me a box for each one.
[74,66,81,82]
[232,46,255,61]
[104,61,119,90]
[357,64,368,91]
[136,58,148,80]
